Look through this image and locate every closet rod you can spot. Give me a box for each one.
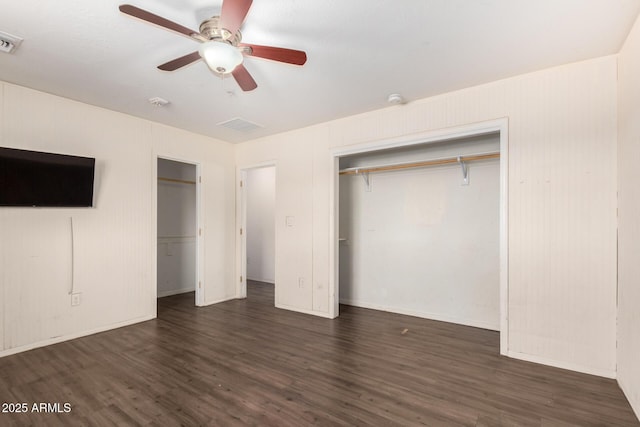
[339,152,500,176]
[158,177,196,185]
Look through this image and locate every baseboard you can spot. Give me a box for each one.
[339,298,499,331]
[618,377,640,422]
[507,350,616,379]
[157,287,195,298]
[0,314,155,359]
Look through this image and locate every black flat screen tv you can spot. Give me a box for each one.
[0,147,95,207]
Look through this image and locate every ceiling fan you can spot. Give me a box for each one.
[119,0,307,91]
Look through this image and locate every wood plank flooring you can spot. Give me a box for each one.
[0,280,638,426]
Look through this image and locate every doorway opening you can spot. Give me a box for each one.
[239,165,276,305]
[330,119,509,354]
[156,158,200,310]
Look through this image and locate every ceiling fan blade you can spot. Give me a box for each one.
[240,44,307,65]
[119,4,201,41]
[220,0,253,35]
[231,64,257,91]
[158,51,201,71]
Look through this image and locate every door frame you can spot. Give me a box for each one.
[153,155,203,308]
[236,161,277,302]
[329,118,509,354]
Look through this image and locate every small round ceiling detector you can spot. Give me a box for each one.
[387,93,404,105]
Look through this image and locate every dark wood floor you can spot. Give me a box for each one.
[0,281,638,426]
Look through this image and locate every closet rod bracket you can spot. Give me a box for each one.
[457,156,469,185]
[355,169,371,192]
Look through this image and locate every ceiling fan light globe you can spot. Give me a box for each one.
[198,41,243,74]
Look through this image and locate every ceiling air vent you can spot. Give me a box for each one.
[0,30,23,54]
[217,117,263,132]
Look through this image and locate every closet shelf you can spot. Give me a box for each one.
[339,152,500,176]
[158,177,196,185]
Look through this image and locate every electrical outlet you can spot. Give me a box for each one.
[71,293,81,306]
[298,277,304,288]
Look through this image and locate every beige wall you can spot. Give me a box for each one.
[236,55,619,377]
[617,12,640,420]
[0,82,5,351]
[0,82,235,356]
[0,48,626,391]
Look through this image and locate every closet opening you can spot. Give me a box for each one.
[330,119,509,354]
[239,165,276,305]
[156,158,201,312]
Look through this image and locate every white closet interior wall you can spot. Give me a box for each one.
[246,166,276,284]
[339,134,501,330]
[157,159,197,298]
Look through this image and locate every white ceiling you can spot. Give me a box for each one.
[1,1,639,143]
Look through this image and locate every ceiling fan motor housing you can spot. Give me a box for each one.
[197,16,246,74]
[199,16,241,44]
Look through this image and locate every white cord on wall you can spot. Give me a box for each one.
[69,216,74,295]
